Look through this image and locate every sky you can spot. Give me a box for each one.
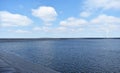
[0,0,120,38]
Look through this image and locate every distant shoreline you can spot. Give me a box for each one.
[0,38,120,40]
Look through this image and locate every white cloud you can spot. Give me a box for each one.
[84,0,120,10]
[15,30,30,33]
[60,17,88,27]
[33,26,67,32]
[80,11,91,17]
[90,14,120,36]
[55,27,67,31]
[33,27,42,31]
[33,14,120,35]
[33,26,52,32]
[100,24,118,31]
[33,26,84,34]
[32,6,57,22]
[0,11,32,27]
[91,14,120,25]
[54,27,83,33]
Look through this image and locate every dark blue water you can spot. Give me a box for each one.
[0,39,120,73]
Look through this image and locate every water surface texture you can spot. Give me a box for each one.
[0,39,120,73]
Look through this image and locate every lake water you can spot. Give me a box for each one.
[0,39,120,73]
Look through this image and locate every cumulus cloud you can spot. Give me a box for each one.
[84,0,120,11]
[90,14,120,36]
[57,14,120,34]
[55,27,67,32]
[33,25,83,34]
[91,14,120,25]
[33,26,51,32]
[15,30,30,33]
[80,11,91,17]
[32,6,57,22]
[8,29,31,33]
[33,27,42,31]
[60,17,88,27]
[33,14,120,35]
[0,11,32,27]
[54,27,83,33]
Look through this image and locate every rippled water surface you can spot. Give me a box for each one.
[0,39,120,73]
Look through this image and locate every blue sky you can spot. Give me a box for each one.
[0,0,120,38]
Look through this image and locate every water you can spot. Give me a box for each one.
[0,39,120,73]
